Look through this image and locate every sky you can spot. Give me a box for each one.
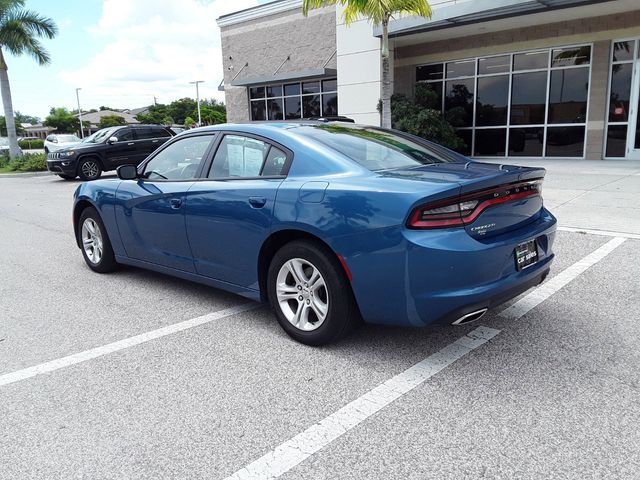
[10,0,274,121]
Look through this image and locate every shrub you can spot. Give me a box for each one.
[0,153,47,172]
[382,83,467,152]
[18,139,44,149]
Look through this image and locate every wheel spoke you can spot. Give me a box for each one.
[311,296,328,320]
[286,259,307,285]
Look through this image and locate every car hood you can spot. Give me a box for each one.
[55,142,100,153]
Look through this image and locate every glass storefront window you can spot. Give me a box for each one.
[547,68,589,124]
[613,41,634,62]
[476,75,508,126]
[609,63,633,122]
[510,71,547,125]
[513,51,548,71]
[417,44,591,158]
[446,60,475,78]
[606,125,628,157]
[250,79,337,121]
[445,79,474,127]
[546,126,585,157]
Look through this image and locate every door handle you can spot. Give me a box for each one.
[170,198,183,209]
[248,197,267,208]
[152,140,159,143]
[127,142,135,146]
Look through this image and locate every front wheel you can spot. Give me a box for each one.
[78,207,117,273]
[267,240,359,346]
[78,158,102,181]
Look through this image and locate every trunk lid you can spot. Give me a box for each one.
[381,161,546,238]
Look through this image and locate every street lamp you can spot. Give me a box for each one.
[75,88,84,138]
[189,80,204,126]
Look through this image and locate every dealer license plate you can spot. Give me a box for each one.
[515,240,538,271]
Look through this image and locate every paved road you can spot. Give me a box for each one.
[1,172,639,479]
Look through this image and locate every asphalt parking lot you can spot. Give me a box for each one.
[1,164,640,479]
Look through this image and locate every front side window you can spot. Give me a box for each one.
[143,135,215,180]
[209,135,271,178]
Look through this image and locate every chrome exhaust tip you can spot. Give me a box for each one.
[452,308,488,325]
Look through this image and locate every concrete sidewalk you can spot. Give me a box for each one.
[484,158,640,235]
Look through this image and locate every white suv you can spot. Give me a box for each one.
[44,134,81,153]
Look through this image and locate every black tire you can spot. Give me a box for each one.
[58,174,75,180]
[77,207,117,273]
[267,240,359,346]
[44,147,49,154]
[78,157,102,181]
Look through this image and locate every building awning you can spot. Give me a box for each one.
[231,68,337,87]
[374,0,615,38]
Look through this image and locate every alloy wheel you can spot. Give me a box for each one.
[276,258,329,331]
[81,218,103,265]
[81,161,100,179]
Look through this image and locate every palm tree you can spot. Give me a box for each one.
[0,0,57,160]
[302,0,431,129]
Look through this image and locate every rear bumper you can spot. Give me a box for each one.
[334,208,557,327]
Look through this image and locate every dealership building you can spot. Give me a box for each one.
[217,0,640,160]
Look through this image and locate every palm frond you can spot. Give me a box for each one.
[303,0,431,26]
[0,4,56,65]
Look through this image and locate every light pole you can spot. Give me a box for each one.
[190,80,204,126]
[75,88,84,138]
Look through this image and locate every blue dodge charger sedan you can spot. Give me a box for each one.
[72,122,556,345]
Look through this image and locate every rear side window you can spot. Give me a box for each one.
[297,125,452,170]
[262,147,288,176]
[209,135,272,178]
[152,127,172,138]
[115,129,133,141]
[135,128,154,140]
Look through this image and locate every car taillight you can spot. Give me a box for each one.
[408,179,543,229]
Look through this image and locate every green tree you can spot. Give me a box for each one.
[184,116,196,128]
[303,0,431,128]
[44,107,79,133]
[14,111,39,124]
[98,114,126,128]
[0,114,22,135]
[0,0,57,159]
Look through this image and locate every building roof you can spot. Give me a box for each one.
[216,0,302,27]
[78,110,140,126]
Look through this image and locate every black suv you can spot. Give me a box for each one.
[47,125,175,180]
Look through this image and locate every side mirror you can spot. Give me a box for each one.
[108,136,119,144]
[117,164,138,180]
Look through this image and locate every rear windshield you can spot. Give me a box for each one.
[296,124,453,171]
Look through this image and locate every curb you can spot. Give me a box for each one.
[0,171,53,178]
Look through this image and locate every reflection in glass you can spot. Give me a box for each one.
[267,98,283,120]
[302,82,320,94]
[613,41,634,62]
[509,127,543,156]
[455,129,472,156]
[474,129,506,156]
[284,97,301,119]
[476,75,508,126]
[548,68,589,124]
[478,55,510,75]
[267,86,283,98]
[513,51,548,71]
[322,79,337,92]
[250,86,265,99]
[546,126,585,157]
[609,63,632,122]
[551,46,591,66]
[606,125,627,157]
[284,83,300,96]
[302,95,321,117]
[445,79,474,127]
[510,71,547,125]
[322,93,338,116]
[418,81,443,111]
[446,60,475,78]
[417,64,443,81]
[250,100,266,121]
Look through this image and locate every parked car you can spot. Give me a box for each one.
[44,134,81,153]
[47,125,174,180]
[0,137,23,157]
[72,122,556,345]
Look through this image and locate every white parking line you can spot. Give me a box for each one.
[222,326,500,480]
[557,226,640,240]
[500,236,626,319]
[0,303,261,387]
